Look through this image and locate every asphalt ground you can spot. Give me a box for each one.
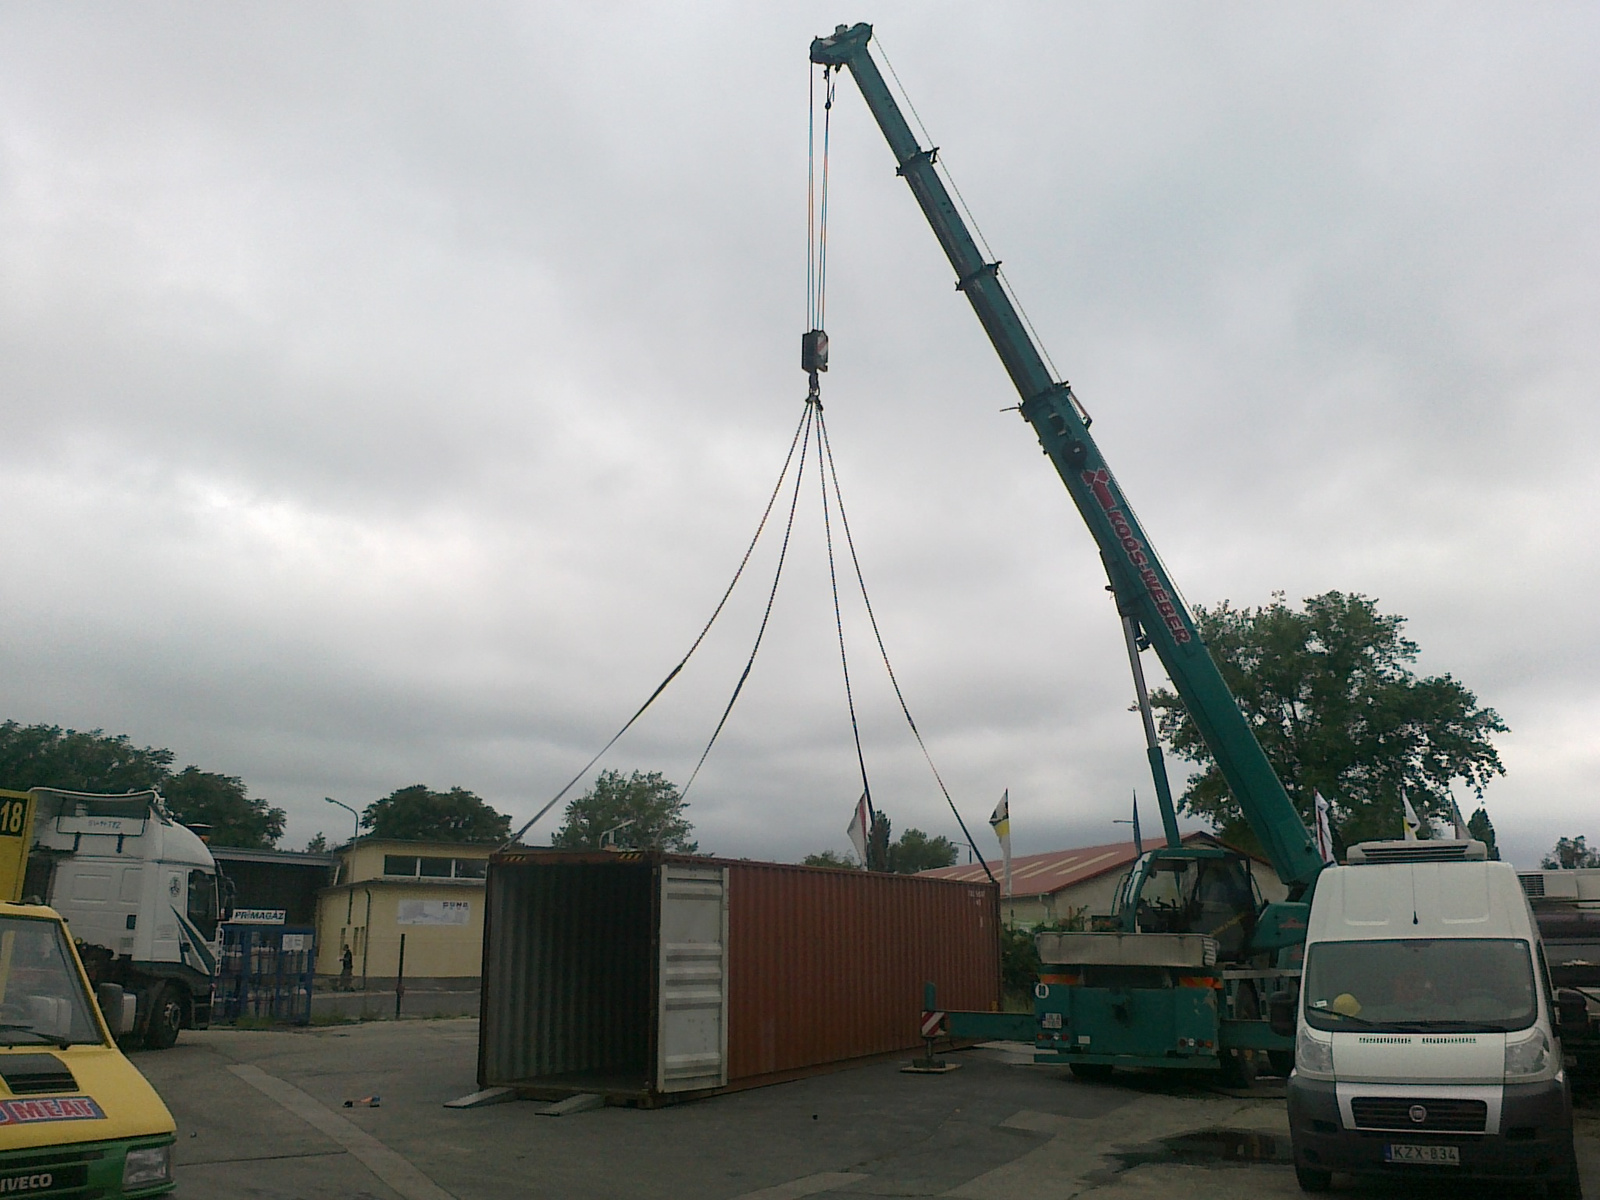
[129,1019,1600,1200]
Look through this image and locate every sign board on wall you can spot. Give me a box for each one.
[230,909,287,925]
[280,934,307,952]
[397,900,471,926]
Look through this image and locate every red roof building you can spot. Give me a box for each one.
[919,831,1289,927]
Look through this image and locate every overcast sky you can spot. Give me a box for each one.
[2,3,1595,870]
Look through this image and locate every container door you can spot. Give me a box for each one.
[656,864,729,1092]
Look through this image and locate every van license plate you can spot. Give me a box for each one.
[1384,1144,1460,1165]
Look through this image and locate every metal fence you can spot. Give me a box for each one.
[217,924,315,1024]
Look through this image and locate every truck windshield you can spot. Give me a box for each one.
[1303,938,1537,1033]
[0,916,102,1047]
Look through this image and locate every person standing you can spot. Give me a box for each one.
[340,943,354,992]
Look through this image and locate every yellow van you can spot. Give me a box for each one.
[0,900,176,1196]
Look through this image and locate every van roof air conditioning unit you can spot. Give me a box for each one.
[1346,839,1488,865]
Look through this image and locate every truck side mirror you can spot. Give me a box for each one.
[1556,989,1590,1039]
[1268,991,1297,1039]
[96,983,130,1038]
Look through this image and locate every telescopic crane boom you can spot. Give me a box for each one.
[810,22,1325,895]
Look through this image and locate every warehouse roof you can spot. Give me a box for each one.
[919,831,1230,896]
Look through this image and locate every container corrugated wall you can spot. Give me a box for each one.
[478,850,999,1101]
[724,861,998,1082]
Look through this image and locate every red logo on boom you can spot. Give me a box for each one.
[1079,469,1190,644]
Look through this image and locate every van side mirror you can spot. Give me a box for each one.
[96,983,130,1038]
[1268,991,1298,1039]
[1556,989,1590,1039]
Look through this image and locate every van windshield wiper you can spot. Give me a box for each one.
[1312,1010,1376,1027]
[1383,1019,1518,1033]
[0,1022,72,1048]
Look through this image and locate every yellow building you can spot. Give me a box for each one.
[314,839,492,987]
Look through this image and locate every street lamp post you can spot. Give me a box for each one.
[325,797,360,848]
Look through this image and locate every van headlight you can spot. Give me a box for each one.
[1504,1030,1552,1079]
[1296,1034,1334,1076]
[122,1143,173,1188]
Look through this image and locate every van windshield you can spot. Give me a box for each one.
[1302,938,1537,1033]
[0,916,102,1047]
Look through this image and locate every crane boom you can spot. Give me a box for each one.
[811,22,1325,892]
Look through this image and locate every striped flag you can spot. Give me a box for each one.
[846,794,870,866]
[989,790,1012,898]
[1401,792,1422,841]
[1313,792,1335,864]
[1447,796,1470,840]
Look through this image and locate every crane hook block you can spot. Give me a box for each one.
[802,328,829,374]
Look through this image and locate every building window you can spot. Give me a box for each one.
[419,857,453,878]
[384,855,419,877]
[453,859,487,879]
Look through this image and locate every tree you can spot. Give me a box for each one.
[0,721,172,793]
[163,767,286,849]
[1150,592,1507,849]
[304,832,330,853]
[806,811,959,874]
[802,850,860,869]
[1542,836,1600,870]
[362,785,510,844]
[887,827,959,874]
[551,770,697,852]
[1467,806,1500,860]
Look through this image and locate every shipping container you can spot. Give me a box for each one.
[478,850,1000,1104]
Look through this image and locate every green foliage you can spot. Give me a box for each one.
[304,832,330,853]
[1467,806,1499,860]
[866,812,891,872]
[0,720,172,793]
[802,850,860,869]
[999,925,1039,997]
[0,721,285,849]
[163,767,286,850]
[551,770,698,852]
[888,827,958,874]
[361,785,510,844]
[1149,591,1507,848]
[812,810,960,874]
[1542,836,1600,870]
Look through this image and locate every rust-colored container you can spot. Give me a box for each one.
[477,850,999,1104]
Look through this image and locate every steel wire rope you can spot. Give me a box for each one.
[816,401,873,824]
[680,400,817,800]
[813,407,997,885]
[874,36,1068,393]
[808,65,836,333]
[501,403,815,848]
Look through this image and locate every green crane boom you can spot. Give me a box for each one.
[810,22,1325,894]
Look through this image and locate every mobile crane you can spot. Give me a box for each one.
[810,23,1327,1080]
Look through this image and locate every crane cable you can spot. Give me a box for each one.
[814,407,996,885]
[502,403,815,848]
[680,400,815,798]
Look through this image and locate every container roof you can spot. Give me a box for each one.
[918,832,1232,896]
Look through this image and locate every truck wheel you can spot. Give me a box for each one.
[144,984,184,1050]
[1069,1063,1114,1083]
[1294,1165,1331,1192]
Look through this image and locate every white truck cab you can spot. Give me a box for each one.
[23,790,220,1049]
[1282,839,1583,1196]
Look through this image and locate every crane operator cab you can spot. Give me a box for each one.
[1112,847,1263,962]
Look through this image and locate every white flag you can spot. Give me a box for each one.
[1447,796,1470,841]
[989,790,1012,898]
[846,794,870,866]
[1401,792,1422,841]
[1313,792,1335,864]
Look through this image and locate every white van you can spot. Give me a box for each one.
[1280,839,1585,1196]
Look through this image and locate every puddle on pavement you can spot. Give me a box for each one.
[1110,1128,1292,1170]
